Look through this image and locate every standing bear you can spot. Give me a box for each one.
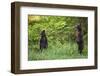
[75,24,84,54]
[40,30,48,51]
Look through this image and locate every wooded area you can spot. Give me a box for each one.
[28,15,88,60]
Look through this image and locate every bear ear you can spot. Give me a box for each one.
[43,30,45,32]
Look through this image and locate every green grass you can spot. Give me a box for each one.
[28,41,88,61]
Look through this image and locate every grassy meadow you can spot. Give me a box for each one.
[28,15,88,61]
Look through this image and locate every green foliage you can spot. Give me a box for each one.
[28,15,88,60]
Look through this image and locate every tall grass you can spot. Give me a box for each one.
[28,41,88,61]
